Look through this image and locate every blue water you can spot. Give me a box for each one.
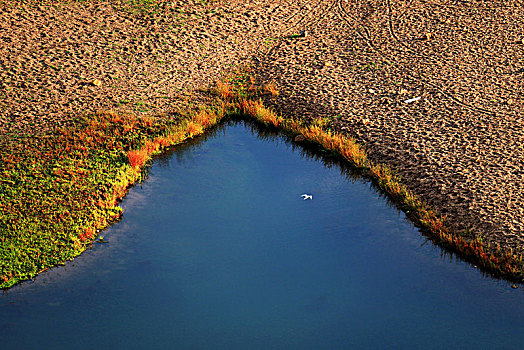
[1,121,524,349]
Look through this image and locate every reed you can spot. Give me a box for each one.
[263,82,279,97]
[127,148,149,168]
[216,80,234,100]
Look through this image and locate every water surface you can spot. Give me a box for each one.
[2,121,523,349]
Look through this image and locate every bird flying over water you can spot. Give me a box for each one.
[301,194,313,200]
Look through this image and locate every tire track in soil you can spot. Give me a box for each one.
[0,0,312,136]
[196,1,314,76]
[339,0,511,119]
[385,0,523,118]
[384,0,524,118]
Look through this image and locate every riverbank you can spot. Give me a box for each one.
[1,0,523,286]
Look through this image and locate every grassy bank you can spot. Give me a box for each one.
[1,71,524,289]
[0,103,227,289]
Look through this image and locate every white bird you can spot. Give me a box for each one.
[301,194,313,200]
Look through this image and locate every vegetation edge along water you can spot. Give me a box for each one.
[1,70,523,289]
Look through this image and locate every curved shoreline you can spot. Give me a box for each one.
[1,0,524,286]
[226,81,524,282]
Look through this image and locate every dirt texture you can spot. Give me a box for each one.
[1,0,523,252]
[0,0,296,133]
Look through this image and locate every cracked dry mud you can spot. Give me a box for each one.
[1,0,523,253]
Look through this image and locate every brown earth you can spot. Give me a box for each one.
[1,0,523,253]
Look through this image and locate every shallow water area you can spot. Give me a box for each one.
[2,121,524,349]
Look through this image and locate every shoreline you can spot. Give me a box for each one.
[1,0,524,287]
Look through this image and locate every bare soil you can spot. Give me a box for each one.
[1,0,523,252]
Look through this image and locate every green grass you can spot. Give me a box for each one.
[124,0,164,14]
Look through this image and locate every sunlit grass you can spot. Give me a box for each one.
[0,106,226,288]
[263,82,279,97]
